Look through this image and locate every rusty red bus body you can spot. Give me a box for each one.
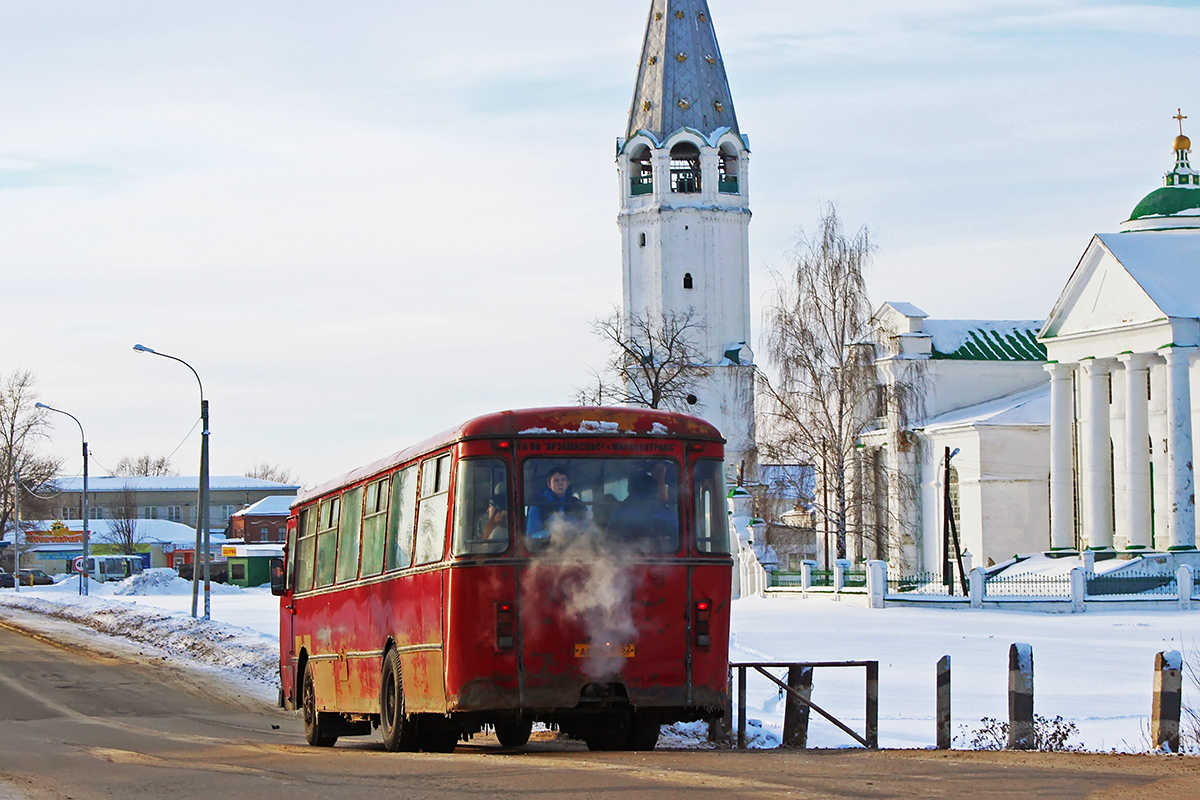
[277,407,732,751]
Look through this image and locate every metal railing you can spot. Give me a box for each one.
[886,572,954,596]
[983,572,1071,597]
[768,571,804,588]
[728,661,878,750]
[718,176,739,194]
[1087,565,1178,597]
[670,168,701,193]
[630,174,653,195]
[843,569,867,588]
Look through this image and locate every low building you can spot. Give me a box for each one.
[228,495,293,543]
[222,543,284,588]
[12,518,224,575]
[48,476,300,534]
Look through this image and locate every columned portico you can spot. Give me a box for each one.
[1163,346,1197,550]
[1046,362,1076,550]
[1118,352,1155,549]
[1080,359,1115,549]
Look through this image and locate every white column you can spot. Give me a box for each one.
[1163,346,1197,551]
[1081,359,1115,549]
[1118,353,1155,549]
[1046,363,1077,550]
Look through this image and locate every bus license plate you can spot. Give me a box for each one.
[574,643,635,658]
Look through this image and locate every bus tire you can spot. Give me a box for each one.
[625,715,660,751]
[302,661,338,747]
[380,649,419,752]
[583,717,628,751]
[421,717,460,753]
[494,719,532,748]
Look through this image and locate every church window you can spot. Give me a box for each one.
[629,145,653,196]
[718,143,740,194]
[670,143,701,193]
[639,232,647,247]
[948,467,961,533]
[683,273,693,289]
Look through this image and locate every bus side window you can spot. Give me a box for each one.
[335,485,363,583]
[414,454,451,565]
[360,477,389,577]
[386,465,418,571]
[315,496,340,587]
[693,459,730,554]
[295,507,317,592]
[452,458,510,556]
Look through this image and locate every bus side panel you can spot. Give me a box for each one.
[293,594,338,712]
[443,564,521,712]
[398,569,446,714]
[334,585,378,714]
[689,561,734,709]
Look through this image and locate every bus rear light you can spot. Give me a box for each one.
[695,600,711,647]
[496,602,515,651]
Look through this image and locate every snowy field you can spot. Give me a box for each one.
[0,571,1196,752]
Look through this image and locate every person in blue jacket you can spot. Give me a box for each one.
[526,467,587,536]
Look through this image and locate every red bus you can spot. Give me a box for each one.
[273,407,732,752]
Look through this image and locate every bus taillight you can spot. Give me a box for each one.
[695,600,711,647]
[496,602,515,651]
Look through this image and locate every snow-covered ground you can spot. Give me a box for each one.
[1,570,1196,752]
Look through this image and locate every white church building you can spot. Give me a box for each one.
[616,0,756,479]
[864,122,1200,578]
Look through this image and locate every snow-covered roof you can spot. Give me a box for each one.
[1095,231,1200,318]
[232,495,293,518]
[878,301,928,319]
[25,519,225,546]
[50,476,300,494]
[920,383,1050,432]
[924,319,1046,361]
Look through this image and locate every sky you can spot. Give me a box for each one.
[2,0,1198,487]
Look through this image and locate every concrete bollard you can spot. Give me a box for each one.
[937,655,951,749]
[782,665,814,748]
[1152,650,1183,753]
[968,567,985,609]
[1177,565,1193,611]
[833,559,850,594]
[1008,643,1035,750]
[801,560,814,591]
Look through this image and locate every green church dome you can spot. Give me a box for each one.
[1129,186,1200,220]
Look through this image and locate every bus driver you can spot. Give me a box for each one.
[525,466,587,538]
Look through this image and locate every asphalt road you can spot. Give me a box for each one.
[0,619,1196,799]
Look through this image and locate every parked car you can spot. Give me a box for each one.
[18,569,54,586]
[0,569,54,587]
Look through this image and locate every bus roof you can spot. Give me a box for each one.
[295,407,723,508]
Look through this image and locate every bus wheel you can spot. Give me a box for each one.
[582,717,628,751]
[380,649,419,752]
[494,719,532,748]
[625,715,660,751]
[302,662,338,747]
[421,718,460,753]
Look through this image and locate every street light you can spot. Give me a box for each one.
[133,344,210,620]
[35,403,90,597]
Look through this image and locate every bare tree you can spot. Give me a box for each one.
[103,482,142,555]
[0,369,61,541]
[758,205,924,561]
[112,454,176,477]
[245,462,295,485]
[578,308,712,411]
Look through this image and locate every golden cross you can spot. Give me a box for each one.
[1175,108,1187,135]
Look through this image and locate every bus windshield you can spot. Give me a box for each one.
[521,457,680,553]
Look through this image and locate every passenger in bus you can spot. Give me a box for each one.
[525,466,587,537]
[606,470,678,548]
[481,493,509,541]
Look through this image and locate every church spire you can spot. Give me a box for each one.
[626,0,739,142]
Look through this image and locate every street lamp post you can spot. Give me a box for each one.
[133,344,210,620]
[35,403,90,596]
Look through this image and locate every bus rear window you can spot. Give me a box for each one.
[693,459,730,554]
[453,458,510,556]
[521,457,679,553]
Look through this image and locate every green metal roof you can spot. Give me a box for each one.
[929,326,1047,361]
[1129,186,1200,220]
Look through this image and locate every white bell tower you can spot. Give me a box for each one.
[617,0,756,477]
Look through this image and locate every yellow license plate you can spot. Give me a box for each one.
[574,643,635,658]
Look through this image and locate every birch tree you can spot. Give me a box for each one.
[0,369,61,540]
